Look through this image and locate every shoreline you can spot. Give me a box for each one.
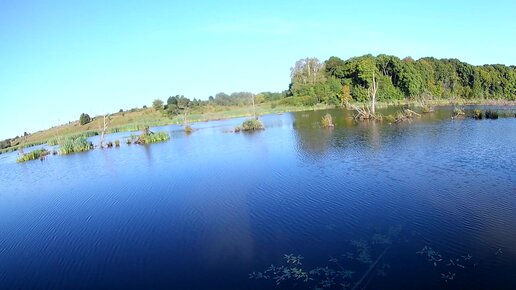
[2,99,515,155]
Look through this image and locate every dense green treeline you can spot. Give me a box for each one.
[289,54,516,105]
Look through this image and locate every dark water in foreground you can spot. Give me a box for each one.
[0,107,515,290]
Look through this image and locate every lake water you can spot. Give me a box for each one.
[0,107,515,289]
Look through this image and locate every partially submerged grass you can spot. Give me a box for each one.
[241,119,264,131]
[452,107,465,119]
[184,125,193,134]
[59,137,93,155]
[16,149,49,163]
[385,108,421,123]
[472,109,483,120]
[421,105,434,113]
[321,113,334,128]
[485,110,499,119]
[137,131,170,144]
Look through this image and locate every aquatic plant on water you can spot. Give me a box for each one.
[250,226,402,289]
[472,109,483,119]
[114,140,120,147]
[484,110,499,119]
[240,118,264,131]
[16,149,49,163]
[137,131,170,144]
[184,125,193,134]
[59,137,93,155]
[421,105,434,113]
[321,113,335,128]
[452,107,465,119]
[416,246,477,283]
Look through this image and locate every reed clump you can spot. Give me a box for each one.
[185,125,193,134]
[472,109,483,119]
[137,131,170,144]
[59,137,93,155]
[484,110,499,119]
[16,149,50,163]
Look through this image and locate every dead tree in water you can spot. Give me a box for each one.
[99,114,109,148]
[347,73,380,120]
[251,93,257,119]
[369,72,378,115]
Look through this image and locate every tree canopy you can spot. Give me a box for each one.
[288,54,516,104]
[79,113,91,125]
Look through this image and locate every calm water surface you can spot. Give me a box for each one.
[0,107,515,289]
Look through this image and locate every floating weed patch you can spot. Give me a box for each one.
[16,149,49,163]
[416,246,477,284]
[114,140,120,147]
[250,226,402,289]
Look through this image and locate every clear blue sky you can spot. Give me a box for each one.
[1,0,515,139]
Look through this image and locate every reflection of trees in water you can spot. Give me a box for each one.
[292,111,334,158]
[292,109,386,158]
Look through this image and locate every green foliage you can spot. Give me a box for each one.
[138,131,170,144]
[79,113,91,125]
[114,140,120,147]
[319,54,516,103]
[17,149,49,163]
[241,119,264,131]
[59,137,93,155]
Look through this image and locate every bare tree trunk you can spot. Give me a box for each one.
[182,108,189,125]
[99,114,109,148]
[369,72,378,115]
[251,94,256,119]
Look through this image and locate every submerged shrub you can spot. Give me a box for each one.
[452,107,465,119]
[241,119,264,131]
[185,125,193,134]
[17,149,49,163]
[485,110,499,119]
[321,113,334,128]
[472,109,483,120]
[59,137,93,155]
